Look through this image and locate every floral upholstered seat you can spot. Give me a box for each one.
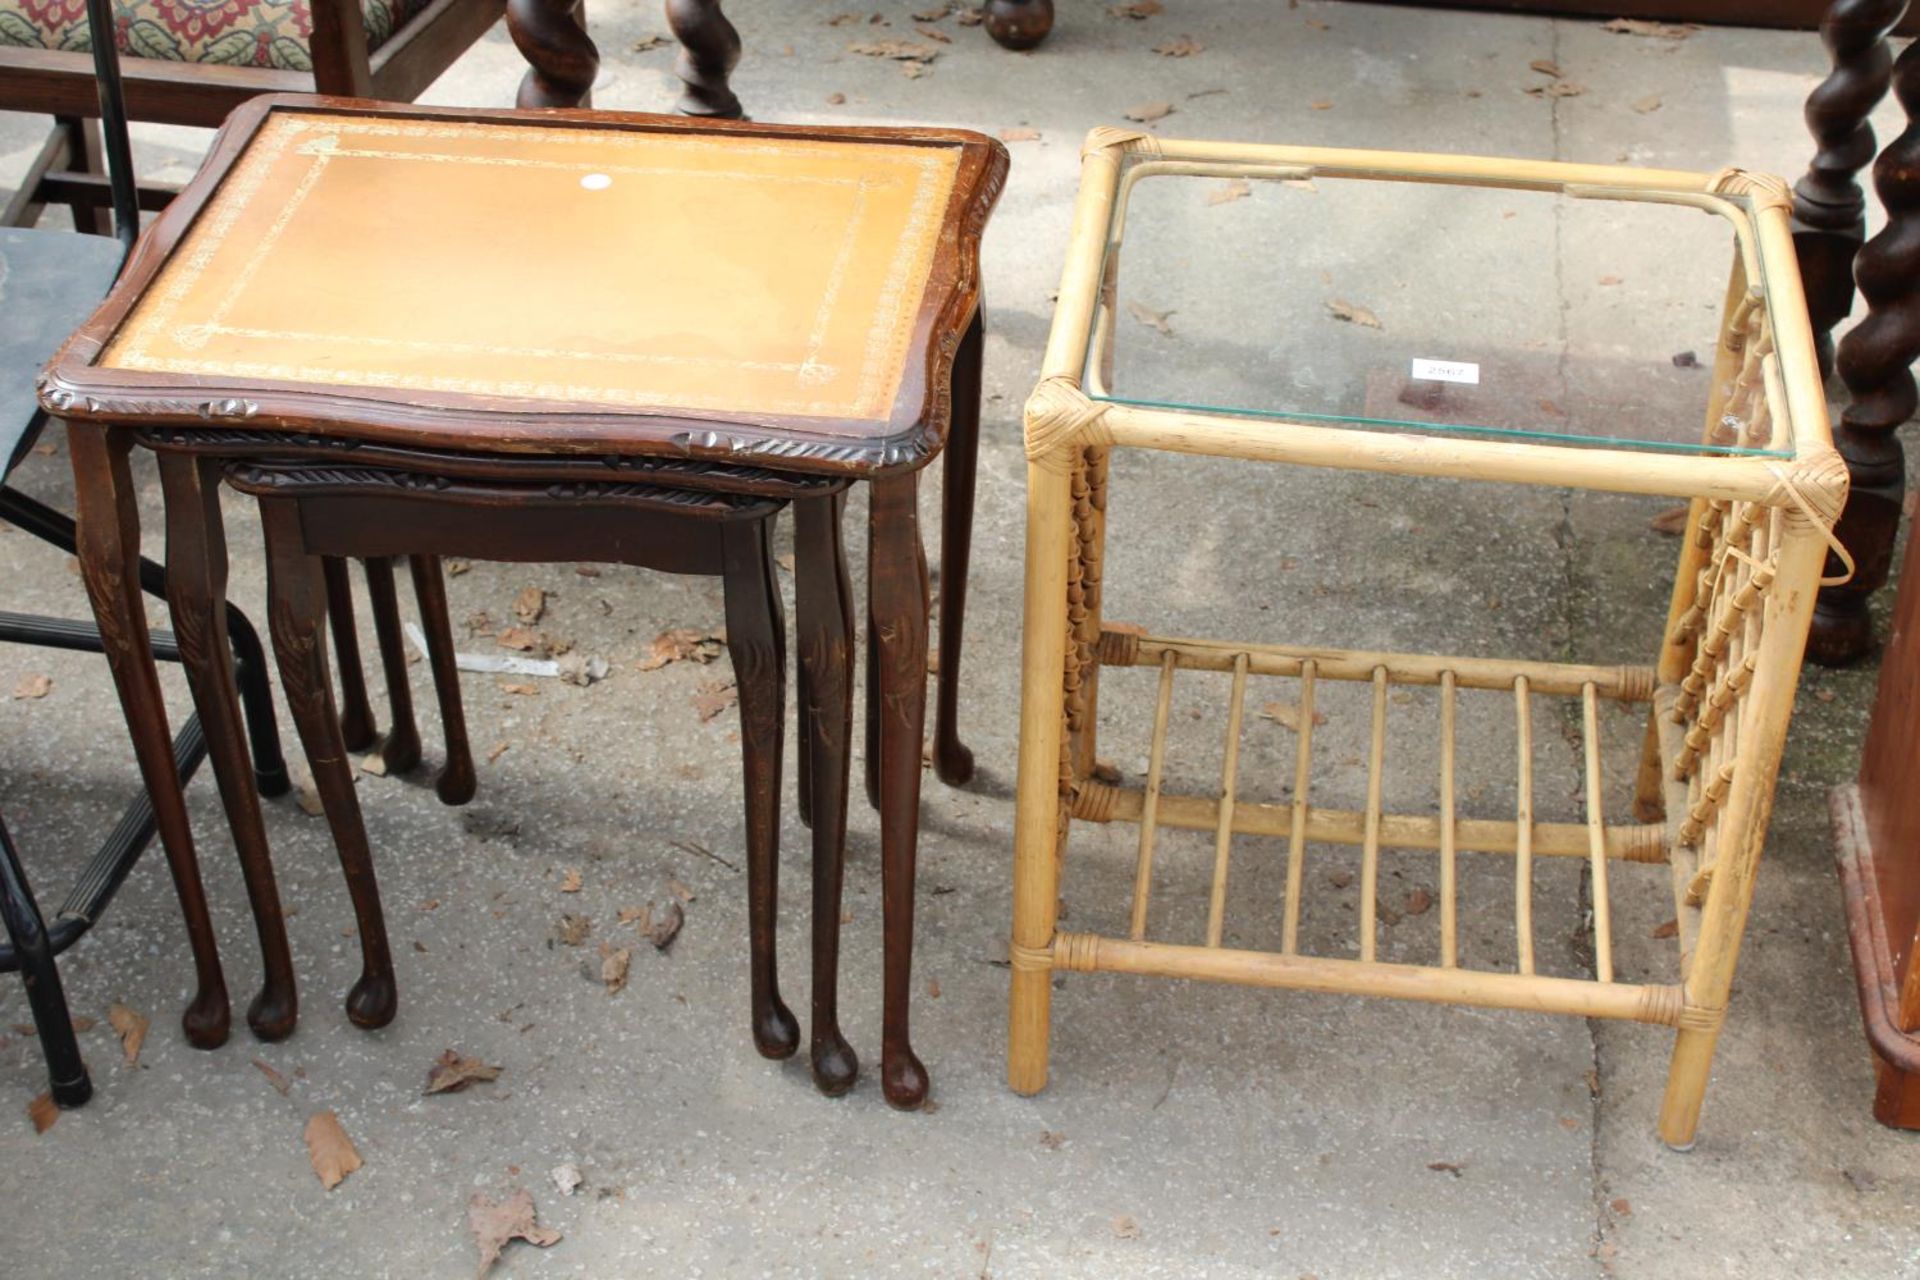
[0,0,430,71]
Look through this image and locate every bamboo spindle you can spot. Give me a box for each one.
[1282,659,1318,955]
[1360,666,1388,963]
[1515,675,1536,976]
[1205,652,1251,947]
[1440,670,1459,969]
[1129,651,1178,940]
[1582,683,1615,983]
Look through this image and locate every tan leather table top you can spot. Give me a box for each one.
[102,110,962,427]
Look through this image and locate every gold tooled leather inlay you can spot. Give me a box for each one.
[102,112,963,424]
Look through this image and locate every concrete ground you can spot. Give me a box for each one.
[2,3,1917,1276]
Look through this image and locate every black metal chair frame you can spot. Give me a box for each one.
[0,0,286,1108]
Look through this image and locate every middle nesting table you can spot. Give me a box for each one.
[43,95,1006,1109]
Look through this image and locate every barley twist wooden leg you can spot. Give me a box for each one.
[665,0,742,119]
[508,0,599,108]
[934,310,983,787]
[723,518,798,1060]
[1792,0,1909,377]
[1813,35,1920,665]
[68,425,232,1050]
[797,493,858,1094]
[1008,459,1073,1097]
[156,452,298,1041]
[262,501,397,1029]
[322,557,378,752]
[361,557,422,774]
[871,474,932,1109]
[407,555,475,806]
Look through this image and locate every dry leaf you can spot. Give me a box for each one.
[1631,93,1662,114]
[618,905,651,927]
[666,878,696,904]
[11,673,51,700]
[1598,274,1623,286]
[28,1092,57,1134]
[1649,506,1691,536]
[1329,869,1354,889]
[1526,80,1586,98]
[107,1002,148,1067]
[552,1163,584,1196]
[1304,16,1329,28]
[1107,0,1161,16]
[1090,759,1122,784]
[1610,1197,1633,1216]
[913,3,951,18]
[1040,1130,1067,1149]
[469,1189,562,1277]
[631,33,668,51]
[646,901,685,952]
[360,753,388,777]
[447,560,472,576]
[1126,299,1175,336]
[559,868,583,893]
[253,1058,293,1095]
[901,61,927,78]
[68,1015,94,1032]
[692,679,738,722]
[554,913,592,946]
[487,741,511,763]
[305,1111,362,1190]
[918,24,951,41]
[293,770,325,817]
[1405,887,1433,916]
[927,978,942,998]
[1154,36,1202,56]
[1308,99,1334,111]
[1259,700,1327,732]
[1602,16,1699,38]
[1651,917,1680,939]
[1208,178,1252,205]
[637,626,725,671]
[1672,350,1701,369]
[1529,58,1562,78]
[512,585,546,625]
[848,38,939,61]
[425,1049,504,1095]
[955,5,982,24]
[556,653,610,687]
[598,944,632,994]
[1123,100,1173,124]
[1427,1160,1466,1177]
[1112,1214,1142,1239]
[496,626,543,653]
[1325,298,1382,329]
[999,126,1041,142]
[826,91,847,104]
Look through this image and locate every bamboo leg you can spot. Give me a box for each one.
[1439,670,1458,968]
[1282,659,1317,956]
[1658,521,1828,1150]
[1129,651,1176,940]
[1205,652,1251,947]
[1583,684,1615,983]
[1359,666,1387,963]
[1515,675,1536,976]
[1009,459,1074,1098]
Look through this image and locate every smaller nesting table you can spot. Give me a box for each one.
[43,96,1004,1108]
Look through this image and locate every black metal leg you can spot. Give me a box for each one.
[0,814,91,1108]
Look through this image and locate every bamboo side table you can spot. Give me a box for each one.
[43,96,1004,1109]
[1011,131,1844,1149]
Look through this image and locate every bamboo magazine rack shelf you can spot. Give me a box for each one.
[1009,131,1845,1150]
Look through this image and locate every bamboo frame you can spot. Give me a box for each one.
[1009,135,1842,1149]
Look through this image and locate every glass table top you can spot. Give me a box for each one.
[1086,165,1789,458]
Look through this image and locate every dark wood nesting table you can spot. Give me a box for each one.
[41,95,1005,1108]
